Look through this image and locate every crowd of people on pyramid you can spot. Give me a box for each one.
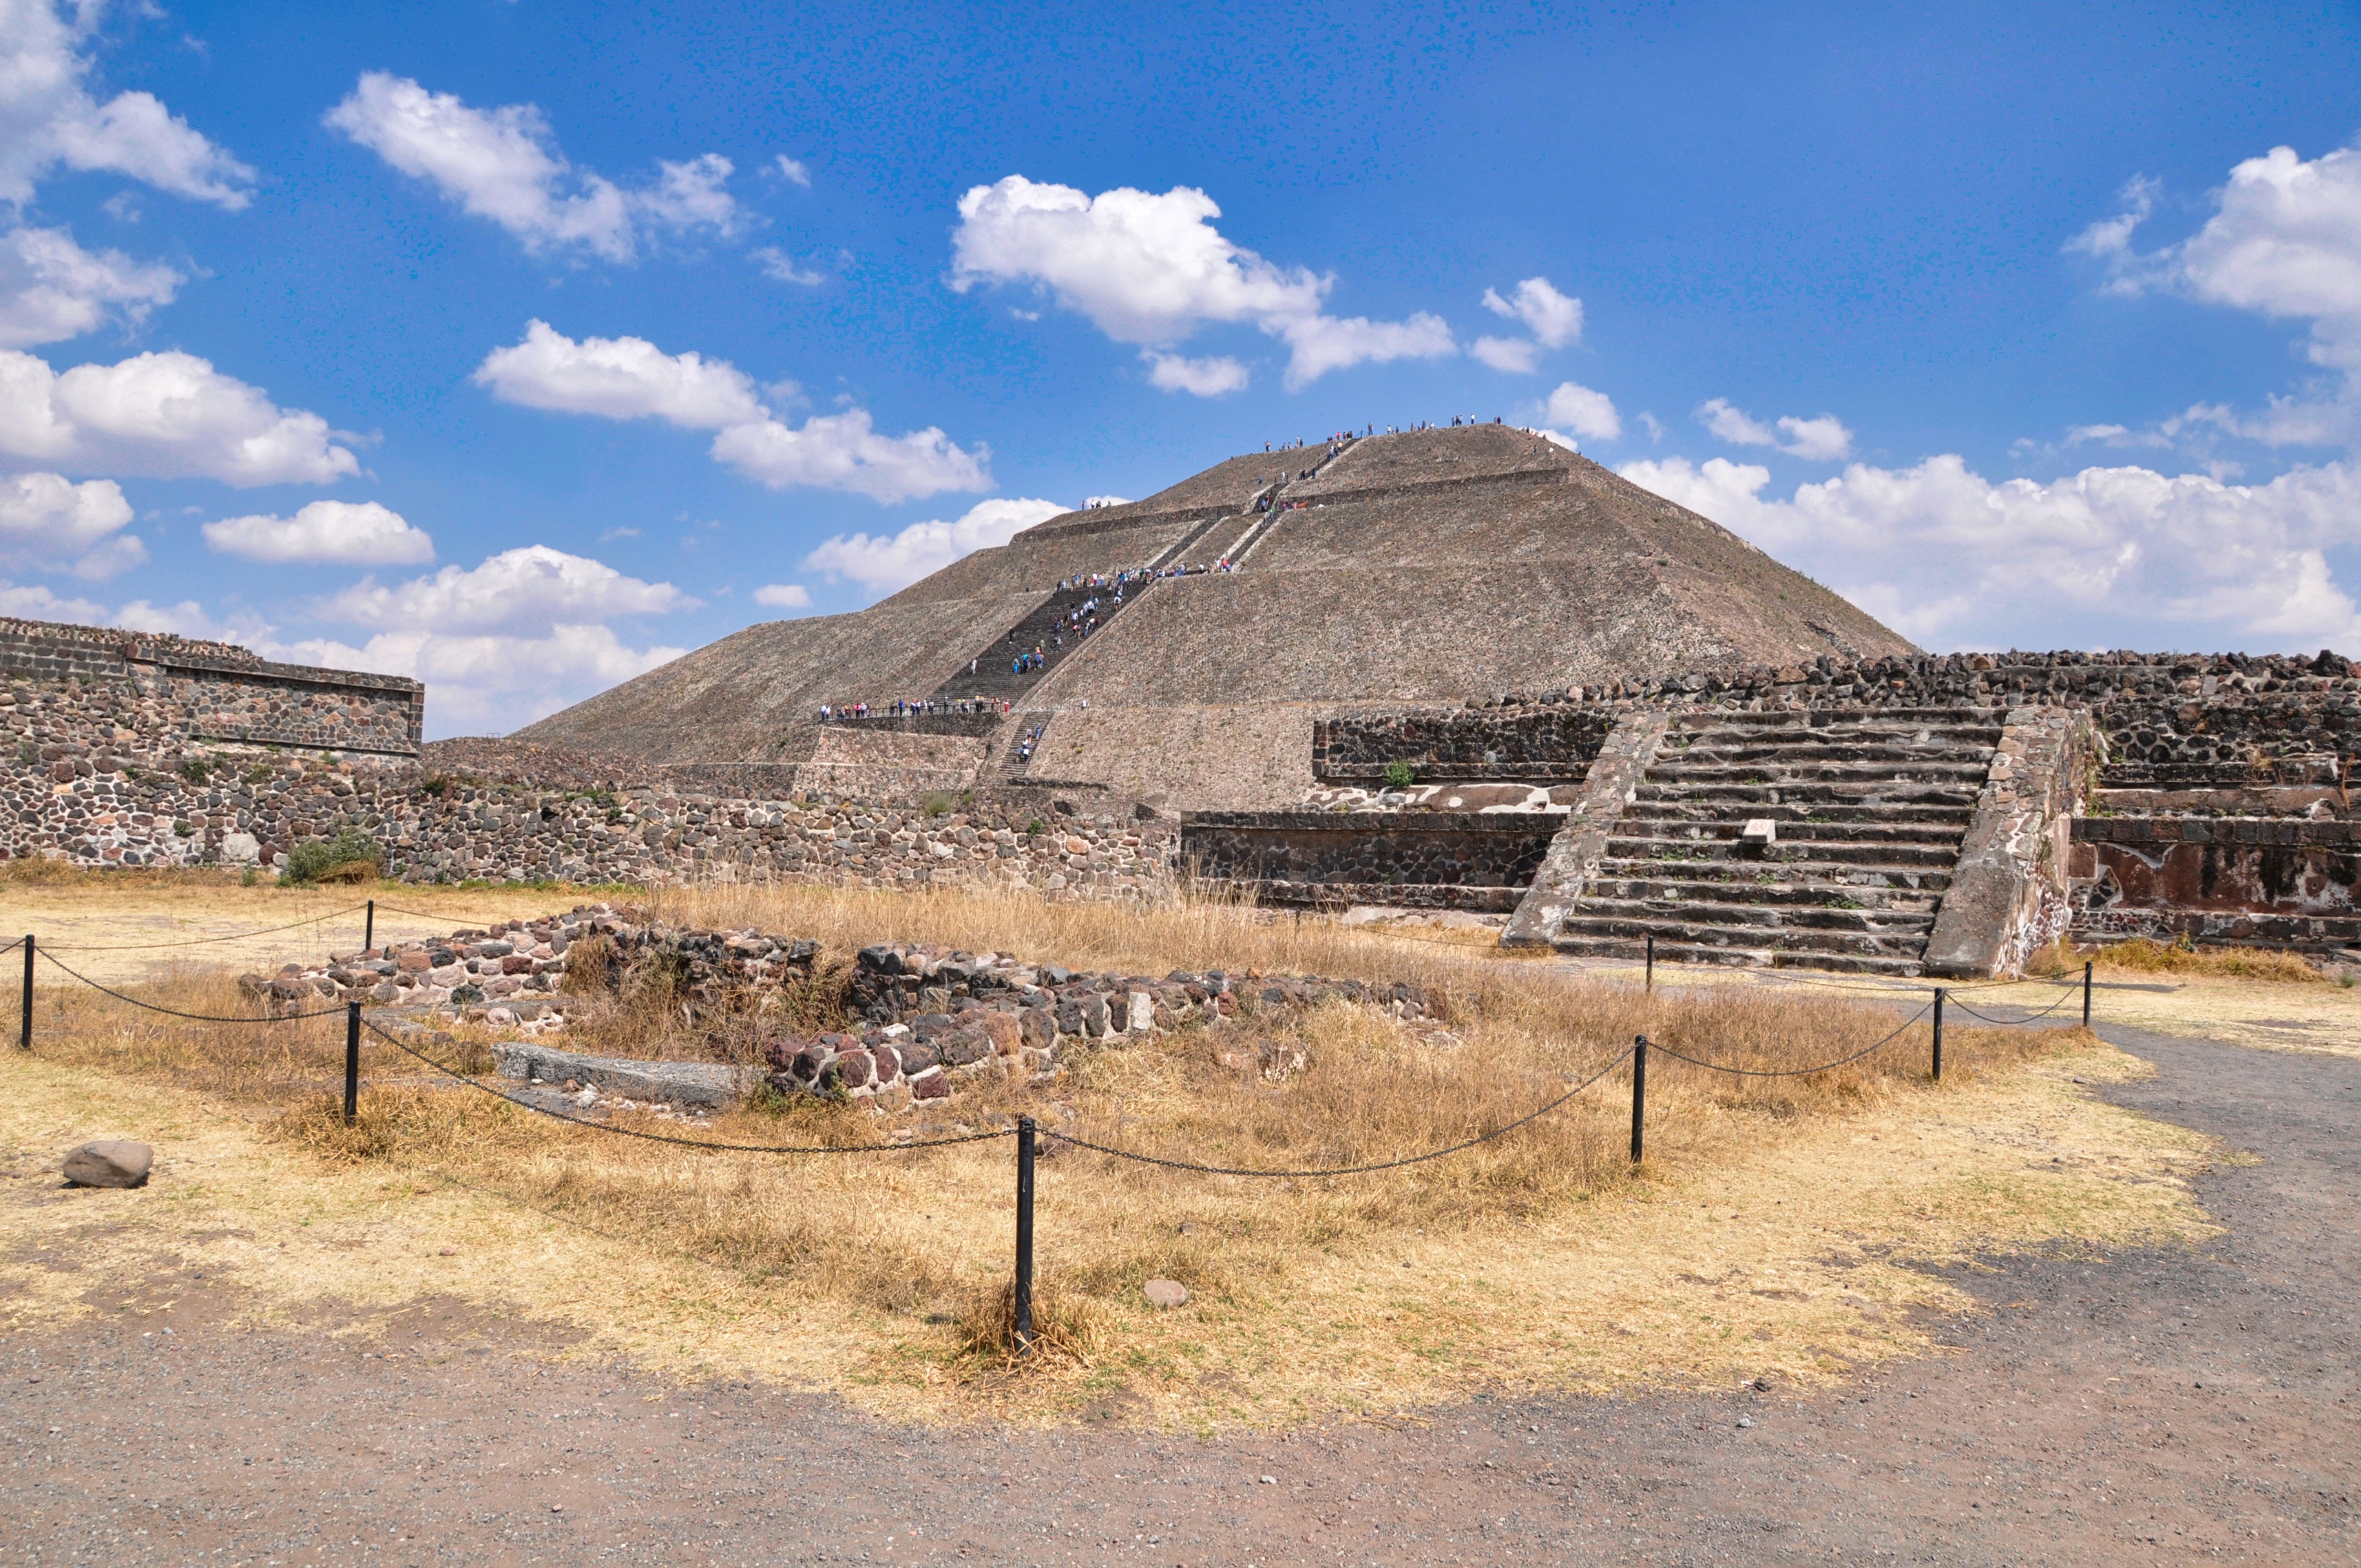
[815,695,1013,723]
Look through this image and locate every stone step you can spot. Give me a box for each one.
[1643,760,1992,784]
[1625,804,1973,832]
[1594,857,1953,893]
[1668,706,2002,730]
[1635,782,1984,810]
[1608,836,1962,868]
[1569,897,1939,935]
[1617,816,1970,846]
[1551,932,1929,978]
[1588,876,1946,912]
[1553,915,1932,962]
[1658,742,1997,770]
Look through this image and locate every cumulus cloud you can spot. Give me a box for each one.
[324,73,742,261]
[1533,380,1620,443]
[0,225,182,348]
[0,578,105,621]
[752,582,811,609]
[1470,336,1538,374]
[1144,350,1249,396]
[1622,451,2361,650]
[474,319,763,427]
[1696,396,1854,461]
[203,500,434,565]
[474,321,988,503]
[773,155,811,187]
[802,496,1065,596]
[0,469,139,576]
[0,0,255,209]
[318,544,690,636]
[949,175,1455,390]
[2071,138,2361,449]
[0,348,359,484]
[278,623,686,736]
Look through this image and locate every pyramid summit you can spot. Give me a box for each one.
[520,424,1915,808]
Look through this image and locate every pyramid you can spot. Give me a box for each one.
[518,425,1915,808]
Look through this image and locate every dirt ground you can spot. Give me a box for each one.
[2,1017,2354,1565]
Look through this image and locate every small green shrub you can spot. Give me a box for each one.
[419,775,451,796]
[243,764,274,784]
[178,758,212,784]
[1383,761,1416,789]
[283,827,382,885]
[922,792,955,816]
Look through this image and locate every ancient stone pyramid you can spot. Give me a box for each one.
[519,425,1915,808]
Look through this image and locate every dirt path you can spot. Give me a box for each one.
[2,1022,2354,1565]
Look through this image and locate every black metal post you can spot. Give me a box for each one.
[344,1001,361,1125]
[1932,987,1945,1082]
[1645,933,1655,992]
[1629,1035,1649,1163]
[363,899,374,954]
[19,935,31,1051]
[2083,961,2093,1028]
[1013,1115,1037,1357]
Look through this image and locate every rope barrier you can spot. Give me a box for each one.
[1641,1001,1934,1078]
[1042,1046,1636,1178]
[40,903,371,952]
[1946,988,2081,1026]
[35,948,350,1023]
[360,1020,1020,1154]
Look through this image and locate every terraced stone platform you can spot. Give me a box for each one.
[1552,708,2004,975]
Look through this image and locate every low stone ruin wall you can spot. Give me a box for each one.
[251,907,1435,1111]
[1178,811,1563,910]
[2070,816,2361,952]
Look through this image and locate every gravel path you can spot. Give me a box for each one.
[4,1023,2354,1565]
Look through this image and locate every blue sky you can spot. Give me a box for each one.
[5,0,2360,736]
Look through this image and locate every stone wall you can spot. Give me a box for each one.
[1179,810,1562,910]
[1923,707,2105,977]
[2071,817,2361,952]
[1311,706,1613,781]
[0,615,422,756]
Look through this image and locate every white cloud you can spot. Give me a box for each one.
[0,578,104,620]
[1470,336,1538,374]
[0,225,181,347]
[752,246,824,285]
[1622,451,2361,650]
[475,321,989,503]
[2072,139,2361,451]
[1696,396,1854,460]
[774,155,810,187]
[0,0,255,209]
[318,544,690,636]
[802,496,1065,595]
[0,468,139,576]
[0,348,359,484]
[949,175,1455,388]
[203,499,434,565]
[1084,493,1131,508]
[1481,277,1583,347]
[474,319,763,427]
[1535,380,1620,442]
[752,582,811,609]
[277,623,686,737]
[324,73,741,261]
[1144,350,1248,396]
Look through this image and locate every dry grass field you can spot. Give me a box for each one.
[0,871,2233,1430]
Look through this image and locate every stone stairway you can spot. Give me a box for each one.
[1551,708,2004,975]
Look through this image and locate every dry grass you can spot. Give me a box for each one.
[2028,934,2326,984]
[0,874,2239,1426]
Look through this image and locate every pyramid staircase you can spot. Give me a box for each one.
[1551,708,2004,975]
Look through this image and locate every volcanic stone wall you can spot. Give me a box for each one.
[1180,810,1564,911]
[0,615,423,756]
[1312,707,1614,781]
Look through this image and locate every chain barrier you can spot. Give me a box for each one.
[40,903,372,953]
[1639,1001,1934,1079]
[35,947,351,1023]
[1042,1045,1637,1178]
[360,1019,1019,1154]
